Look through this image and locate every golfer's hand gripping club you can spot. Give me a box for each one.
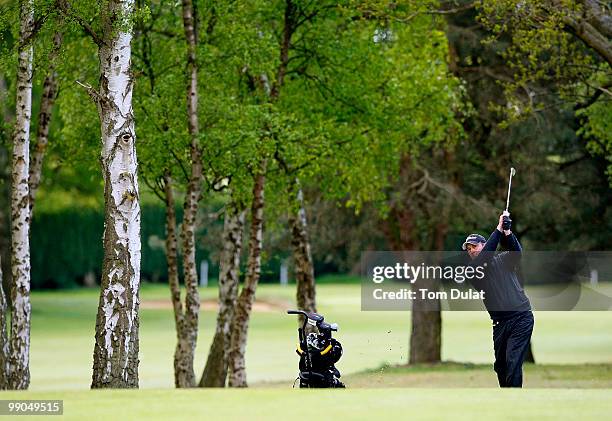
[502,212,512,231]
[497,211,511,232]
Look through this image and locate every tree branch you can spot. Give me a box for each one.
[56,0,104,47]
[18,12,50,48]
[271,0,298,99]
[574,82,612,110]
[75,80,102,104]
[582,0,612,39]
[561,12,612,68]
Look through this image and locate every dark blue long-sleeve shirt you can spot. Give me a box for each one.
[469,230,531,321]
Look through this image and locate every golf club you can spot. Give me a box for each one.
[505,167,516,213]
[502,167,516,231]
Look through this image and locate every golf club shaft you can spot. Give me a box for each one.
[505,168,515,212]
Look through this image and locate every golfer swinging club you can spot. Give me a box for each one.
[462,169,534,388]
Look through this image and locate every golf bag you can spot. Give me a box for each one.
[287,310,345,388]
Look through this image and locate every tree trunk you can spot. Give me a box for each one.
[8,0,34,390]
[172,0,203,388]
[162,172,193,387]
[409,244,443,365]
[0,73,10,122]
[410,238,442,366]
[409,300,442,364]
[28,31,62,217]
[0,258,9,389]
[409,209,448,364]
[0,74,11,294]
[91,0,141,389]
[288,180,316,326]
[164,172,183,329]
[381,154,446,366]
[228,163,266,387]
[200,204,246,387]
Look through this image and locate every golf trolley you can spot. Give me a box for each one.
[287,310,345,388]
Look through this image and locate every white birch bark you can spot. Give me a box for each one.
[200,204,246,387]
[288,181,317,329]
[162,173,192,388]
[91,0,141,388]
[0,74,11,370]
[163,172,183,331]
[172,0,202,388]
[8,0,34,390]
[0,258,9,389]
[228,163,267,387]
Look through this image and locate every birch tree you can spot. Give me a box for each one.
[160,0,204,389]
[0,0,62,389]
[55,0,142,388]
[131,0,254,387]
[228,160,267,387]
[224,1,303,387]
[195,1,284,386]
[0,259,7,388]
[0,74,10,306]
[224,0,459,384]
[162,172,199,388]
[200,202,246,387]
[8,0,35,390]
[218,82,324,390]
[128,0,198,387]
[288,182,316,315]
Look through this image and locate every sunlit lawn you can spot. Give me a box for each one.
[0,281,607,420]
[25,282,612,390]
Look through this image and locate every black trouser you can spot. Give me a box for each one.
[492,311,534,388]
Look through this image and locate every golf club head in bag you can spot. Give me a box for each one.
[287,310,345,388]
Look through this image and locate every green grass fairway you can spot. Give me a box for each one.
[0,389,611,421]
[1,282,609,419]
[342,362,612,388]
[23,282,612,390]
